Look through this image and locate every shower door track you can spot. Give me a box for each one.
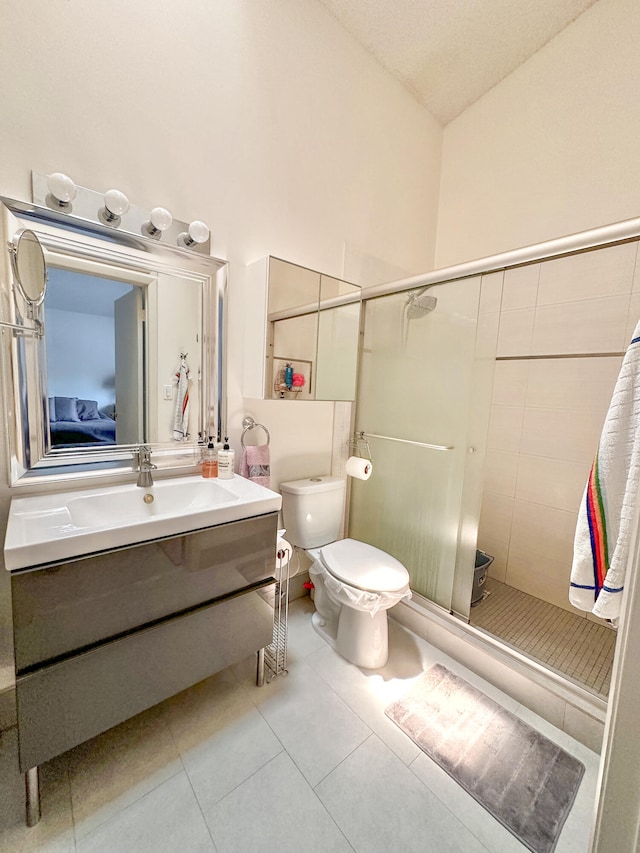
[395,591,607,720]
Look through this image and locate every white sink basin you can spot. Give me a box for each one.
[67,478,241,528]
[4,474,282,571]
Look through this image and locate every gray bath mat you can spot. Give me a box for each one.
[385,664,584,853]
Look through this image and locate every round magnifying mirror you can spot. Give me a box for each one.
[11,229,47,307]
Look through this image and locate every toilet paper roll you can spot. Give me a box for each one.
[275,537,294,581]
[345,456,373,480]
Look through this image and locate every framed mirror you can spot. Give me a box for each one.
[267,259,361,401]
[0,196,227,486]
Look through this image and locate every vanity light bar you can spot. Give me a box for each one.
[31,172,211,255]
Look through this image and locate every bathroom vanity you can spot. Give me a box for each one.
[0,182,284,825]
[4,474,281,824]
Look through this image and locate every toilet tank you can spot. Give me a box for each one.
[279,476,346,549]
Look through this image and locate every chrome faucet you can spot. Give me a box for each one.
[136,445,157,488]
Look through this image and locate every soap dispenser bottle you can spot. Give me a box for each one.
[202,436,218,478]
[218,437,235,479]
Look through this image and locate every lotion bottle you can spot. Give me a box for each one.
[218,437,235,479]
[202,436,218,478]
[285,363,294,389]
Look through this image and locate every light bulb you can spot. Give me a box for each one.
[103,189,130,219]
[188,220,209,244]
[150,207,172,231]
[47,172,77,205]
[143,207,173,238]
[178,220,210,248]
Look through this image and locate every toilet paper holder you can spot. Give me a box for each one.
[347,431,373,462]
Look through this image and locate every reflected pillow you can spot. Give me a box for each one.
[76,399,100,421]
[99,403,115,419]
[52,396,80,422]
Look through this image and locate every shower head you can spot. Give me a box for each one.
[405,289,437,319]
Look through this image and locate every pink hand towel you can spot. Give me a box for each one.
[240,444,271,488]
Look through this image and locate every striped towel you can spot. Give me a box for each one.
[173,355,190,441]
[569,321,640,623]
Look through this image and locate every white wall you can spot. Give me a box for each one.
[436,0,640,268]
[0,1,441,688]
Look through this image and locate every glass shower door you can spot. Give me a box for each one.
[349,277,483,612]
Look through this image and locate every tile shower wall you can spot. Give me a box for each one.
[477,241,640,621]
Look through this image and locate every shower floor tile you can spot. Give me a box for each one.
[469,579,616,696]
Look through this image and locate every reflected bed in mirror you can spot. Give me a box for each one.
[45,268,132,448]
[0,195,227,486]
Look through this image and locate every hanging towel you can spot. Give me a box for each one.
[240,444,271,488]
[173,354,190,441]
[569,320,640,623]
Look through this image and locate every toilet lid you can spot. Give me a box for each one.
[320,539,410,593]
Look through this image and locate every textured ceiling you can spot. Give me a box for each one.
[318,0,599,124]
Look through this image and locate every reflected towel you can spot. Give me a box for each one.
[173,356,190,441]
[240,444,270,488]
[569,320,640,623]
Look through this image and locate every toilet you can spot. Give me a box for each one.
[280,476,411,669]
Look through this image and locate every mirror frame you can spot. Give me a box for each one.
[0,196,227,487]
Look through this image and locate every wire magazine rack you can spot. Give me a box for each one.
[264,545,295,681]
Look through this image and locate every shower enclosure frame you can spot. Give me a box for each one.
[353,213,640,853]
[354,213,640,614]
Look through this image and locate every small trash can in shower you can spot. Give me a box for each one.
[471,550,494,606]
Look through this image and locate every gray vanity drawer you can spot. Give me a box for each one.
[16,587,274,771]
[12,512,277,671]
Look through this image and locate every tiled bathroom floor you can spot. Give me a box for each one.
[470,578,617,697]
[0,598,600,852]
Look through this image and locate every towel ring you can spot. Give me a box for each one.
[241,416,270,447]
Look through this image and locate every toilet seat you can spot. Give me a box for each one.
[320,538,410,593]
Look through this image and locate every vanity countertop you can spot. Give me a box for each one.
[4,474,282,571]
